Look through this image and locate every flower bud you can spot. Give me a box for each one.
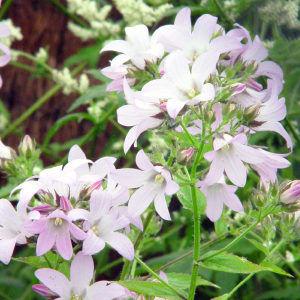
[222,103,237,120]
[60,196,74,212]
[254,193,265,207]
[79,180,103,201]
[280,180,300,205]
[245,61,258,77]
[243,199,252,215]
[243,104,260,122]
[261,215,276,240]
[18,135,35,158]
[234,56,245,72]
[177,147,194,165]
[137,295,146,300]
[203,110,216,124]
[225,65,236,78]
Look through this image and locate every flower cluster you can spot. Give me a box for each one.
[101,7,292,221]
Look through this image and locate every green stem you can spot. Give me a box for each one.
[108,117,127,136]
[211,0,234,27]
[43,254,53,269]
[179,121,199,149]
[0,0,14,20]
[2,63,86,139]
[285,117,300,146]
[120,211,154,280]
[44,0,88,27]
[134,255,188,300]
[200,208,276,262]
[9,61,38,73]
[98,258,123,274]
[16,51,53,73]
[226,239,286,299]
[167,155,174,167]
[188,185,200,300]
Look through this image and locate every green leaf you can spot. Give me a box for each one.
[165,273,219,289]
[42,113,94,150]
[211,294,229,300]
[12,256,48,269]
[214,215,228,237]
[57,261,70,279]
[67,85,108,112]
[199,252,273,273]
[115,281,183,300]
[176,185,206,215]
[260,261,293,277]
[246,238,270,256]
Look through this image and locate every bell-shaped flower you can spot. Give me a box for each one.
[0,22,11,88]
[0,138,14,159]
[248,80,292,149]
[118,78,165,153]
[0,198,39,264]
[25,209,87,260]
[68,190,134,261]
[249,149,291,187]
[33,251,125,300]
[111,150,180,220]
[142,50,218,119]
[204,133,267,187]
[196,177,244,222]
[101,24,164,70]
[153,7,241,61]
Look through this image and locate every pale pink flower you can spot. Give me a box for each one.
[196,178,244,222]
[249,149,291,187]
[154,271,170,300]
[0,22,11,88]
[25,209,87,260]
[33,251,125,300]
[118,78,164,153]
[142,50,218,119]
[0,199,39,264]
[111,150,180,220]
[280,180,300,205]
[153,7,241,61]
[68,190,134,261]
[204,133,266,187]
[0,138,13,159]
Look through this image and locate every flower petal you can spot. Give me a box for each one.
[82,230,105,256]
[88,281,125,300]
[0,237,17,264]
[154,192,171,221]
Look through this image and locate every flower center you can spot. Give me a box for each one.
[71,295,83,300]
[54,217,63,226]
[221,144,230,151]
[193,52,200,61]
[186,88,196,99]
[91,225,99,235]
[155,174,165,183]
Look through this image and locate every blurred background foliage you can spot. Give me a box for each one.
[0,0,300,299]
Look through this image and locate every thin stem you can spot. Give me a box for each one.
[44,0,88,27]
[120,211,154,280]
[43,254,53,269]
[285,117,300,146]
[108,117,127,136]
[200,208,276,262]
[16,51,53,73]
[98,258,123,275]
[226,239,286,299]
[179,121,199,149]
[134,255,188,300]
[0,0,14,20]
[211,0,234,27]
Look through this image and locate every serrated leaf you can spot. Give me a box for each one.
[260,261,293,277]
[12,256,48,269]
[246,238,270,256]
[176,185,206,215]
[165,273,219,289]
[214,215,228,237]
[115,281,184,300]
[199,252,273,273]
[68,85,108,112]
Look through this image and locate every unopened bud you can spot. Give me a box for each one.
[18,135,35,158]
[226,65,236,78]
[222,103,237,120]
[79,180,103,201]
[261,215,276,240]
[2,159,17,173]
[177,147,194,165]
[245,61,258,77]
[254,193,265,207]
[280,180,300,205]
[204,110,216,124]
[60,196,73,212]
[137,295,146,300]
[243,104,260,122]
[243,199,252,215]
[234,56,245,72]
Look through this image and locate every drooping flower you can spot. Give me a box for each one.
[25,209,87,260]
[196,177,244,222]
[111,150,180,220]
[68,190,134,261]
[204,133,266,187]
[279,180,300,205]
[142,50,218,119]
[33,251,126,300]
[0,198,39,264]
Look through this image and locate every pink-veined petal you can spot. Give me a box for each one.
[82,230,106,255]
[0,237,17,264]
[201,186,223,222]
[174,7,191,32]
[154,192,171,221]
[88,281,125,300]
[136,150,155,171]
[232,144,266,164]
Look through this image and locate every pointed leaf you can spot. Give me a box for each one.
[246,238,270,256]
[211,294,229,300]
[260,261,293,277]
[214,215,228,237]
[176,185,206,215]
[12,256,48,269]
[199,252,273,273]
[115,281,184,300]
